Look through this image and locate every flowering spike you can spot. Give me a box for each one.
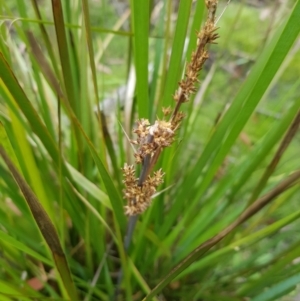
[122,0,219,215]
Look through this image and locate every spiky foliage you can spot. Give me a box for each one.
[0,1,300,301]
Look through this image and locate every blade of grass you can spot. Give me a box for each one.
[171,96,300,261]
[0,15,133,36]
[237,237,300,296]
[143,170,300,300]
[66,163,111,209]
[149,2,165,120]
[251,273,300,301]
[1,53,123,230]
[68,112,126,230]
[3,85,54,221]
[177,210,300,279]
[0,54,61,171]
[26,31,64,99]
[185,0,205,61]
[131,0,150,118]
[128,258,160,301]
[31,0,62,82]
[0,57,86,234]
[0,282,35,301]
[159,0,300,238]
[0,146,78,301]
[156,0,172,109]
[70,183,117,242]
[81,0,108,166]
[188,0,300,208]
[0,122,21,172]
[51,0,77,113]
[0,231,52,266]
[247,110,300,205]
[228,80,300,201]
[161,0,193,109]
[51,0,84,171]
[54,92,127,286]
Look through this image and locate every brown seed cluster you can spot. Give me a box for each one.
[171,0,218,122]
[122,119,173,215]
[131,119,175,164]
[122,164,164,215]
[122,0,219,216]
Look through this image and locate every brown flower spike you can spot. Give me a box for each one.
[123,0,219,215]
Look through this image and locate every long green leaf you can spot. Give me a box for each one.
[0,146,78,301]
[143,170,300,300]
[160,0,300,237]
[51,0,77,112]
[0,54,60,167]
[131,0,150,118]
[251,273,300,301]
[161,0,193,109]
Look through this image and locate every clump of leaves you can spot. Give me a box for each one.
[0,0,300,300]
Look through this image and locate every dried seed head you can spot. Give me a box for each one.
[133,119,150,144]
[149,120,174,147]
[123,167,165,215]
[162,106,172,116]
[171,111,185,129]
[132,119,175,164]
[122,0,219,215]
[170,0,218,125]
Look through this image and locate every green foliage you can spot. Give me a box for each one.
[0,0,300,300]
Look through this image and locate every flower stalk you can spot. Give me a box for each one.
[122,0,219,216]
[115,1,220,298]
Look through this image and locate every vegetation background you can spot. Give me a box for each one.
[0,0,300,300]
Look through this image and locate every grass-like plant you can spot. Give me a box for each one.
[1,0,300,300]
